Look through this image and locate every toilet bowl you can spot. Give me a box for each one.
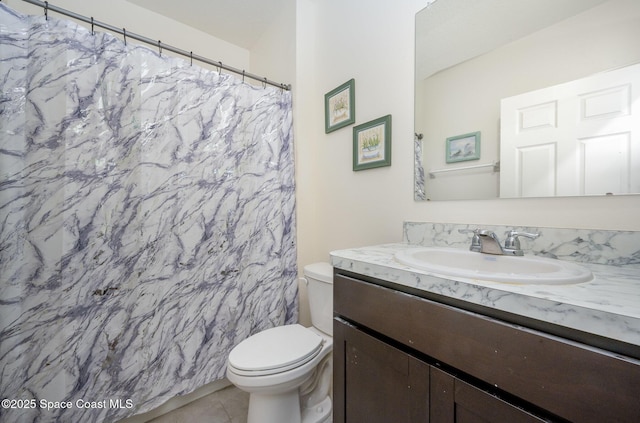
[226,262,334,423]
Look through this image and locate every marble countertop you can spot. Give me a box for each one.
[330,243,640,349]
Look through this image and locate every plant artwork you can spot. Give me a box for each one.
[359,127,383,160]
[325,79,355,133]
[353,115,392,171]
[330,93,349,123]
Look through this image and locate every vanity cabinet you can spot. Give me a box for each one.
[333,271,640,423]
[334,318,544,423]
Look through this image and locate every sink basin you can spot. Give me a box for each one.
[394,247,593,285]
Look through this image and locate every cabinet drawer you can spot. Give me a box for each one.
[334,271,640,422]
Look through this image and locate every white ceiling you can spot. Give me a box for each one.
[416,0,607,80]
[127,0,288,49]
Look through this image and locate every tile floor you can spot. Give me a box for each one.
[147,386,249,423]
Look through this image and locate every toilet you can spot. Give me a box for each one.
[226,262,334,423]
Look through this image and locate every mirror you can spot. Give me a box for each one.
[414,0,640,201]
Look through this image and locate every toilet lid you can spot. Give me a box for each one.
[228,324,323,374]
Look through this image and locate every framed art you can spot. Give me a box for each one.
[353,115,392,171]
[325,79,355,133]
[446,131,480,163]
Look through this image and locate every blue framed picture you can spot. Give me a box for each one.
[446,131,480,163]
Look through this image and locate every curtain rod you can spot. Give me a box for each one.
[16,0,291,91]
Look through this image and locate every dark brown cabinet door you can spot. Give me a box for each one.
[335,318,548,423]
[334,318,429,423]
[431,367,547,423]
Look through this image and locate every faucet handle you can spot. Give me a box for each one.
[458,228,481,252]
[504,230,539,253]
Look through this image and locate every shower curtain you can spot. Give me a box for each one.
[0,4,297,422]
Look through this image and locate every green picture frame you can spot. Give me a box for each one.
[325,79,355,133]
[446,131,481,163]
[353,115,392,171]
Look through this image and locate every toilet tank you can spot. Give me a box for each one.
[303,262,334,336]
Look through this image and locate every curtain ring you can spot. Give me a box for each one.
[158,40,162,56]
[218,61,223,74]
[90,17,94,35]
[123,28,127,46]
[263,77,267,89]
[242,70,245,83]
[44,1,49,20]
[190,51,193,66]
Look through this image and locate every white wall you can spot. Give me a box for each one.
[4,0,250,73]
[250,0,296,89]
[295,0,427,270]
[293,0,640,329]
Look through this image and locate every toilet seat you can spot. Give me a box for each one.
[228,324,324,376]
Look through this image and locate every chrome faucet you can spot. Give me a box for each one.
[503,230,539,256]
[459,229,502,254]
[460,229,539,256]
[458,229,481,252]
[476,230,504,255]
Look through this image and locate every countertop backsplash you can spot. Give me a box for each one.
[403,222,640,266]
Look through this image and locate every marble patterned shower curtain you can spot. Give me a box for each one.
[0,4,297,422]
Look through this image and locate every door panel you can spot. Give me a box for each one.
[454,379,547,423]
[501,62,640,197]
[335,319,430,423]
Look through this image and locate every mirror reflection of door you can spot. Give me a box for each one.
[414,0,640,201]
[500,63,640,198]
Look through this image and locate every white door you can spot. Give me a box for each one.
[500,62,640,198]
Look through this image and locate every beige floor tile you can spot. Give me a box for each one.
[148,386,248,423]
